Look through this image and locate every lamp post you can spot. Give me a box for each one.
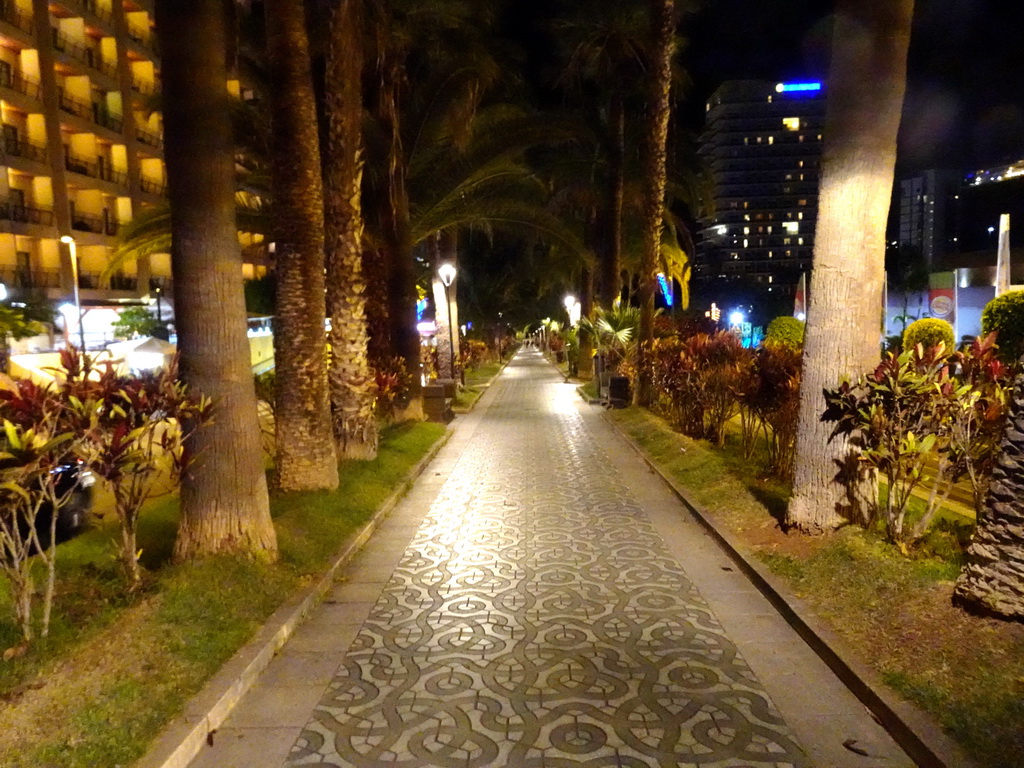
[563,294,580,327]
[60,235,86,351]
[438,262,457,380]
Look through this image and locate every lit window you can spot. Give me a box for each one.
[768,136,774,145]
[782,117,801,131]
[768,275,773,283]
[744,214,751,221]
[743,226,750,234]
[783,221,799,234]
[732,253,738,259]
[798,237,804,245]
[743,239,749,247]
[798,212,804,220]
[798,199,807,206]
[798,160,804,167]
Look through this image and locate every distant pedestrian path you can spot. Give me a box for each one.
[288,350,806,766]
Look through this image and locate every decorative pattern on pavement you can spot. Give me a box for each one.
[286,354,807,767]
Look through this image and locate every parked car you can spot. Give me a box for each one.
[37,462,96,546]
[2,462,96,551]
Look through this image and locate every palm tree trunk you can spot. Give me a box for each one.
[601,92,625,308]
[787,0,914,533]
[633,0,675,408]
[378,64,423,417]
[265,0,339,490]
[954,365,1024,620]
[324,0,378,460]
[578,265,595,379]
[157,0,277,561]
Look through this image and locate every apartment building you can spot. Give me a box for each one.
[694,80,826,299]
[0,0,166,347]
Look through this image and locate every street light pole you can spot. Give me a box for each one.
[438,263,457,380]
[60,235,86,352]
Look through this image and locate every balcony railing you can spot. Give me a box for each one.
[0,0,32,34]
[140,177,166,196]
[3,134,48,164]
[71,210,119,236]
[78,0,114,25]
[64,152,128,186]
[126,21,159,55]
[0,69,42,101]
[58,91,124,133]
[131,77,157,97]
[136,126,162,149]
[52,29,119,80]
[0,265,62,289]
[0,201,56,227]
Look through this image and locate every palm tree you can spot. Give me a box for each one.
[264,0,339,490]
[156,0,277,561]
[954,366,1024,620]
[787,0,915,533]
[554,3,648,308]
[323,0,378,459]
[633,0,676,407]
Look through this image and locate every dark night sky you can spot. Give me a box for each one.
[682,0,1024,173]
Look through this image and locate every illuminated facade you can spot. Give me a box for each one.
[694,79,826,296]
[0,0,165,320]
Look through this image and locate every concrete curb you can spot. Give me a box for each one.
[599,408,978,768]
[136,429,452,768]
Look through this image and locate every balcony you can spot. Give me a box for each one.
[0,0,32,35]
[70,209,119,236]
[140,177,165,196]
[126,21,159,57]
[64,151,128,186]
[52,29,119,81]
[3,134,49,165]
[58,91,124,133]
[0,69,42,102]
[71,0,114,27]
[0,201,56,227]
[135,125,162,150]
[131,77,157,97]
[0,265,62,289]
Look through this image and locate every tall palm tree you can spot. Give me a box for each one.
[787,0,915,533]
[264,0,339,490]
[323,0,378,459]
[554,4,647,308]
[633,0,676,407]
[156,0,277,561]
[954,365,1024,620]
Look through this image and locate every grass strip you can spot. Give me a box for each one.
[606,406,1024,768]
[0,420,445,768]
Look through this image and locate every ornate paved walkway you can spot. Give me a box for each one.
[189,349,912,768]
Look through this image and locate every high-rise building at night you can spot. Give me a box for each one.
[897,169,961,269]
[694,79,826,299]
[0,0,266,348]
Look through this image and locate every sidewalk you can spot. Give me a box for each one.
[185,349,913,768]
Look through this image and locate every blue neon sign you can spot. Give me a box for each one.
[776,81,822,93]
[657,273,673,307]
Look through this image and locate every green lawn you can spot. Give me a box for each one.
[607,406,1024,768]
[0,420,446,768]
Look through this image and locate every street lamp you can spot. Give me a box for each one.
[60,235,86,352]
[563,294,580,326]
[438,262,457,380]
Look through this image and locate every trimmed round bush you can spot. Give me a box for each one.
[981,289,1024,361]
[902,317,954,353]
[764,316,805,348]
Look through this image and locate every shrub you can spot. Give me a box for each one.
[764,316,805,348]
[981,289,1024,362]
[903,317,954,353]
